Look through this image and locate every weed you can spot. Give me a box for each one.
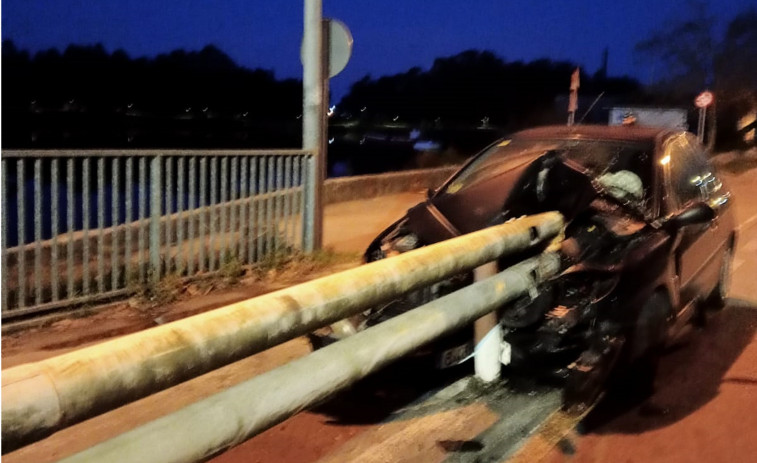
[219,251,243,283]
[252,248,360,281]
[127,265,185,308]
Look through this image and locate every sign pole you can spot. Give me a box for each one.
[568,68,580,126]
[694,90,714,145]
[302,0,324,251]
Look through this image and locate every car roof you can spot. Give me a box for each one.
[510,124,678,145]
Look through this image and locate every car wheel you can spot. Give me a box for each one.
[707,244,733,311]
[629,292,669,361]
[622,292,669,396]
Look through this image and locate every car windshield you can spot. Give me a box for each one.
[558,139,654,214]
[443,140,560,194]
[443,138,654,214]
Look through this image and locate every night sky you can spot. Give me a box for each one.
[2,0,754,101]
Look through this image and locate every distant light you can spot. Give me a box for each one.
[393,115,399,121]
[360,106,367,112]
[660,155,671,165]
[296,114,302,119]
[328,137,335,144]
[328,105,336,116]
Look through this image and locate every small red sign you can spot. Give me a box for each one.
[695,91,714,108]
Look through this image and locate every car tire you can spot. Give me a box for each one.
[629,292,670,361]
[622,292,669,396]
[707,244,733,311]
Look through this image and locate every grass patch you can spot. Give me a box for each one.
[127,267,185,308]
[251,248,361,281]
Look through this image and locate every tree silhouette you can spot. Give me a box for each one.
[1,41,303,148]
[634,4,757,147]
[338,49,640,132]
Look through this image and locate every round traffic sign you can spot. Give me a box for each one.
[695,91,714,108]
[300,18,353,79]
[325,19,353,78]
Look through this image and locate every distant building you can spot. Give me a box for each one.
[609,107,688,130]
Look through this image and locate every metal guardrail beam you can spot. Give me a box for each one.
[59,253,561,463]
[1,212,564,452]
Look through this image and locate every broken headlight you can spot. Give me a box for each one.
[543,271,619,334]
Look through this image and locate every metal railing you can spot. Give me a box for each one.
[1,149,315,319]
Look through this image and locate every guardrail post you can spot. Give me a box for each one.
[473,261,501,382]
[149,155,162,282]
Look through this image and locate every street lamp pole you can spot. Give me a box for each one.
[302,0,325,251]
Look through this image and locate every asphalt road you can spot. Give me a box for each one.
[3,171,756,463]
[536,169,757,463]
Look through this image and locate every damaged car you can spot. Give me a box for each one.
[311,125,736,404]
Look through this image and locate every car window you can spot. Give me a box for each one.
[443,140,559,194]
[664,134,714,211]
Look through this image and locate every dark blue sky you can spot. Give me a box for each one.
[2,1,753,100]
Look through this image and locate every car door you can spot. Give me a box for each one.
[661,133,723,307]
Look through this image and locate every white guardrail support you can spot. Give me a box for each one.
[59,253,561,463]
[1,212,564,452]
[474,261,503,382]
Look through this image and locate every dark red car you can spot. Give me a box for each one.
[318,125,737,404]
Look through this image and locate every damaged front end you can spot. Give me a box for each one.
[500,267,621,375]
[313,138,659,388]
[500,206,650,404]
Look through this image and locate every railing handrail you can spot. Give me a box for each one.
[1,148,313,158]
[2,150,314,315]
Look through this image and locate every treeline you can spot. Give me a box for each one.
[336,50,641,132]
[2,41,643,152]
[3,2,754,155]
[2,42,303,148]
[634,4,757,149]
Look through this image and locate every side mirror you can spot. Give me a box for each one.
[665,202,715,230]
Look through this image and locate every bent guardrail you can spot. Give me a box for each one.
[60,253,561,463]
[1,212,564,454]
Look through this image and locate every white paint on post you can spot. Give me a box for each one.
[474,261,501,382]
